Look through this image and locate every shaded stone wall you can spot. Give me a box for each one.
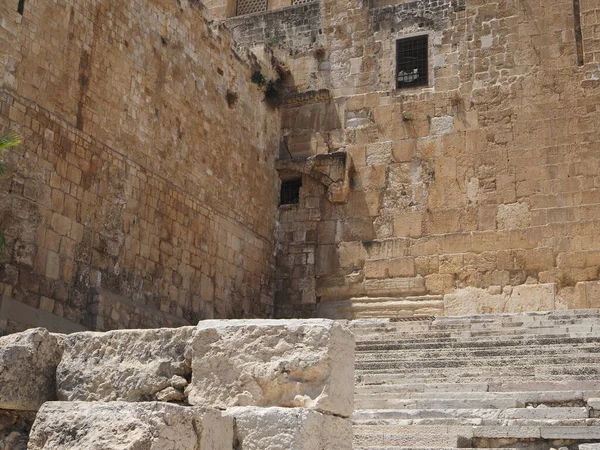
[0,0,281,333]
[236,0,600,317]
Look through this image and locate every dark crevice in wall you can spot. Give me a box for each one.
[573,0,584,66]
[17,0,25,15]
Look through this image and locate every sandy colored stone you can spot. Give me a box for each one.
[224,406,352,450]
[0,328,63,411]
[444,284,556,315]
[496,203,531,229]
[28,402,232,450]
[57,327,194,402]
[188,319,354,417]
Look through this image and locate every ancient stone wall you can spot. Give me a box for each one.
[229,0,600,317]
[0,0,281,333]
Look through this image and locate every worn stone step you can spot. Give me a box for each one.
[355,397,524,410]
[356,364,600,379]
[356,347,600,363]
[356,381,600,394]
[354,324,600,340]
[356,355,600,372]
[472,425,600,439]
[356,335,600,350]
[358,373,600,386]
[351,312,600,335]
[353,432,462,447]
[356,342,600,357]
[352,407,589,422]
[355,391,598,405]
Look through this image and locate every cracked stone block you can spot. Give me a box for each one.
[0,328,63,411]
[225,406,352,450]
[28,401,232,450]
[188,319,354,417]
[56,327,194,402]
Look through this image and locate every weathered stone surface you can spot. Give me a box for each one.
[0,410,36,450]
[0,328,62,411]
[188,319,354,417]
[444,284,556,316]
[57,327,194,402]
[28,402,233,450]
[224,406,352,450]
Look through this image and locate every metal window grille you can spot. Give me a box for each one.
[292,0,313,5]
[236,0,267,16]
[280,178,302,205]
[396,35,429,89]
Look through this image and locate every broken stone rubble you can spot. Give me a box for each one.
[0,319,355,449]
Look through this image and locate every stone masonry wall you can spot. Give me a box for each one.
[0,0,281,333]
[230,0,600,317]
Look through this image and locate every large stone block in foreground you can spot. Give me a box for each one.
[225,406,352,450]
[188,319,354,417]
[28,401,233,450]
[0,328,63,410]
[57,327,194,402]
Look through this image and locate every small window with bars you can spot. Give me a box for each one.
[280,178,302,206]
[396,35,429,89]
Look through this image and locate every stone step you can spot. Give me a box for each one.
[354,322,600,337]
[358,373,600,386]
[353,432,462,447]
[355,391,598,405]
[356,355,600,371]
[356,380,600,394]
[355,344,600,360]
[356,335,600,350]
[351,311,600,333]
[352,408,589,422]
[354,418,600,428]
[473,425,600,439]
[356,364,600,378]
[356,397,524,410]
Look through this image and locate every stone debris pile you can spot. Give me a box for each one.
[351,309,600,449]
[0,319,354,449]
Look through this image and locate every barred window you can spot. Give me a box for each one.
[396,35,429,89]
[280,178,302,206]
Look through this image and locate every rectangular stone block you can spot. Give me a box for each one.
[224,406,352,450]
[28,402,232,450]
[57,327,194,402]
[188,319,354,417]
[0,328,63,410]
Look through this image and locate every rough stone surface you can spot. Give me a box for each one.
[188,319,354,417]
[27,401,233,450]
[0,328,62,411]
[57,327,194,402]
[0,410,36,450]
[444,284,556,316]
[224,406,352,450]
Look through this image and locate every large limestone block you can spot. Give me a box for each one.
[57,327,194,402]
[444,284,556,315]
[225,406,352,450]
[28,402,232,450]
[188,319,354,417]
[0,328,63,410]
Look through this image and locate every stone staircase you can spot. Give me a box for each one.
[351,309,600,450]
